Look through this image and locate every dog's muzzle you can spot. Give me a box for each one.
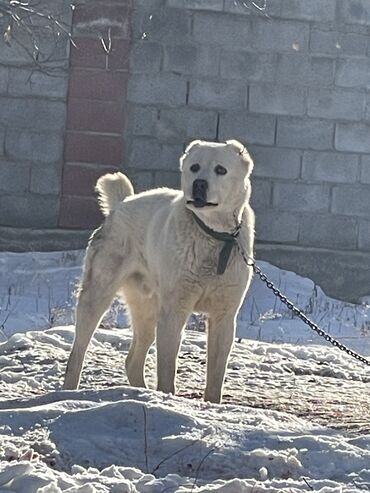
[191,179,208,208]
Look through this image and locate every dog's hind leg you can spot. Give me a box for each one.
[124,291,158,388]
[63,230,126,390]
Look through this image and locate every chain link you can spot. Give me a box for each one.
[237,241,370,367]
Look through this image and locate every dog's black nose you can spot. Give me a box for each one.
[192,179,208,206]
[192,179,208,197]
[192,179,208,208]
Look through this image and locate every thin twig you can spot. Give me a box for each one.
[234,0,270,17]
[302,477,314,491]
[142,405,149,473]
[151,439,200,475]
[0,0,73,72]
[191,448,215,492]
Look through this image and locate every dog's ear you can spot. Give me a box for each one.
[179,140,202,170]
[226,139,254,177]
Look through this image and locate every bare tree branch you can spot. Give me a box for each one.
[0,0,74,73]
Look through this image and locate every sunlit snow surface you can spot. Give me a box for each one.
[0,251,370,492]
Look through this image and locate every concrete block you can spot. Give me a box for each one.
[127,137,161,172]
[358,220,370,249]
[276,54,334,87]
[277,118,334,150]
[189,79,246,110]
[163,45,219,76]
[167,0,223,11]
[157,108,218,142]
[336,58,370,88]
[193,12,252,47]
[249,84,305,116]
[335,123,370,153]
[134,0,165,10]
[0,97,66,132]
[360,155,370,183]
[154,170,181,188]
[0,66,8,94]
[8,68,68,99]
[130,42,162,73]
[363,94,370,121]
[307,88,364,121]
[255,210,299,243]
[160,144,185,171]
[302,151,359,183]
[126,105,159,136]
[220,51,275,82]
[128,74,187,107]
[0,35,36,65]
[252,18,309,52]
[310,30,367,56]
[30,164,62,195]
[250,178,272,209]
[273,182,330,212]
[0,160,30,193]
[299,214,357,249]
[257,243,370,303]
[0,193,59,228]
[5,130,63,163]
[129,138,182,170]
[249,146,302,179]
[332,185,370,217]
[281,0,336,22]
[0,226,90,252]
[132,8,191,43]
[36,0,72,19]
[338,0,370,25]
[219,112,276,146]
[129,171,155,192]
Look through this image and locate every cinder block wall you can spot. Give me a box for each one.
[126,0,370,301]
[0,0,71,230]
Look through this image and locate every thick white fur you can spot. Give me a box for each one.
[63,139,255,403]
[95,172,134,216]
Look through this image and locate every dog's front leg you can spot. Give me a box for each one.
[205,312,237,403]
[156,306,189,396]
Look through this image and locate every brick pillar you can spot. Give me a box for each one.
[59,0,131,229]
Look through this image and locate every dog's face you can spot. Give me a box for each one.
[180,140,254,214]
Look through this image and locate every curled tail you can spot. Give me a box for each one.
[95,172,134,216]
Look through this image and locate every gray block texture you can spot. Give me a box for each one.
[299,214,358,250]
[0,0,70,232]
[302,152,359,183]
[277,118,334,150]
[273,183,330,213]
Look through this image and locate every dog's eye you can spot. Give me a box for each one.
[190,163,200,173]
[215,165,227,176]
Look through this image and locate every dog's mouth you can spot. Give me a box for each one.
[186,199,218,208]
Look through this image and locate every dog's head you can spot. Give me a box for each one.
[180,140,253,214]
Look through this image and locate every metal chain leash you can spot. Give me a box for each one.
[236,240,370,367]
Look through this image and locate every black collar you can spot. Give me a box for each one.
[191,212,242,275]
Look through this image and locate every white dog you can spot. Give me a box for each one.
[63,139,255,403]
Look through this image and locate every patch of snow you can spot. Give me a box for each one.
[1,251,369,356]
[1,251,370,492]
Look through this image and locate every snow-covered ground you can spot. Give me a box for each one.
[1,251,370,492]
